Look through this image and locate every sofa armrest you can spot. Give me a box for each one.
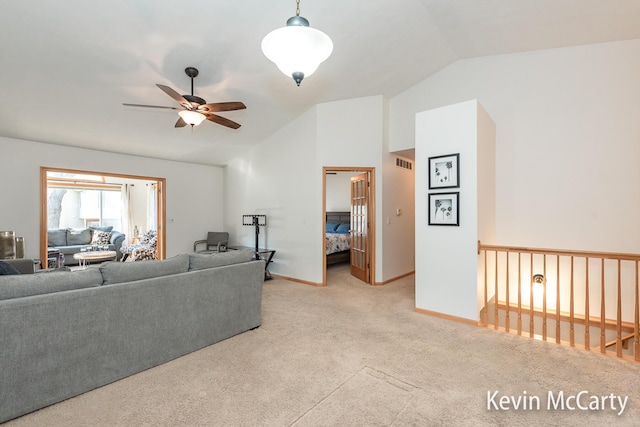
[194,240,207,252]
[2,259,36,274]
[110,232,126,260]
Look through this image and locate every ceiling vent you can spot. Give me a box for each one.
[395,157,413,171]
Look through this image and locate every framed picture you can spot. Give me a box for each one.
[428,192,459,226]
[428,153,459,189]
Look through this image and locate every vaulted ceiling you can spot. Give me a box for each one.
[2,1,639,166]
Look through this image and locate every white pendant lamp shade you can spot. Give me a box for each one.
[261,14,333,86]
[178,110,206,126]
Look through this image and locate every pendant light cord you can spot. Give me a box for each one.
[295,0,300,16]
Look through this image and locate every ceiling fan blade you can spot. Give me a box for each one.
[123,103,181,111]
[198,102,246,113]
[205,113,241,129]
[156,84,191,109]
[175,117,187,128]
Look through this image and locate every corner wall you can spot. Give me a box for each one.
[226,95,415,284]
[225,107,322,283]
[415,100,495,321]
[391,38,640,254]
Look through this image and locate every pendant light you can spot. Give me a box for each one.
[261,0,333,86]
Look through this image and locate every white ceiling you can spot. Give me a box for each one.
[2,1,639,166]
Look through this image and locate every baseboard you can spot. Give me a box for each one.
[270,274,324,287]
[414,307,479,327]
[374,270,415,286]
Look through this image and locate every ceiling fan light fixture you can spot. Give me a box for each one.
[178,110,206,126]
[261,0,333,86]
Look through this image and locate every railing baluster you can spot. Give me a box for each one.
[518,253,522,335]
[600,258,606,354]
[483,249,488,327]
[570,256,575,347]
[542,254,547,341]
[505,251,510,333]
[494,251,499,330]
[556,255,560,344]
[530,254,534,338]
[617,259,622,357]
[585,258,590,350]
[635,260,639,361]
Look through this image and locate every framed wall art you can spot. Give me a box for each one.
[428,153,459,189]
[428,192,459,226]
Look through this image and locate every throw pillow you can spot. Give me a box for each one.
[91,231,112,245]
[326,222,340,232]
[141,230,157,244]
[0,261,20,275]
[336,223,350,234]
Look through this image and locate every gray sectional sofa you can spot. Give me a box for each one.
[0,250,264,423]
[47,226,126,265]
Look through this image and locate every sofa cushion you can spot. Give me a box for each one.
[90,225,113,233]
[91,231,112,245]
[0,268,102,300]
[48,228,67,247]
[67,228,92,245]
[100,253,189,285]
[188,249,254,271]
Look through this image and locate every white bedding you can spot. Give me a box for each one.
[326,233,350,255]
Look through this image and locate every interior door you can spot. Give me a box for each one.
[350,172,369,282]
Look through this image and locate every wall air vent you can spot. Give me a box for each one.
[395,157,413,171]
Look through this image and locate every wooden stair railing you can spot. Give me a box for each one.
[478,242,640,363]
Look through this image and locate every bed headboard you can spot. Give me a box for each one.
[326,211,350,223]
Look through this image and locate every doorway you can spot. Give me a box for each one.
[40,167,166,266]
[322,166,375,286]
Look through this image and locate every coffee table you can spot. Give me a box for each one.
[73,250,117,268]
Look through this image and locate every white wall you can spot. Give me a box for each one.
[476,103,497,313]
[226,95,416,284]
[0,136,224,259]
[316,95,385,283]
[391,39,640,254]
[415,100,495,321]
[381,151,415,280]
[225,107,321,282]
[325,172,356,212]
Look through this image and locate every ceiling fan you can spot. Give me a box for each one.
[123,67,246,129]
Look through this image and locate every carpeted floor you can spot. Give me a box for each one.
[6,264,640,426]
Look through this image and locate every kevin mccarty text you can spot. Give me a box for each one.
[487,390,628,416]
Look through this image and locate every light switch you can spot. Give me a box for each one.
[396,208,402,216]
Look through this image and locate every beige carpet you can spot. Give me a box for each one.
[6,264,640,426]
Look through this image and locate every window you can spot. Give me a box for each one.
[48,187,123,230]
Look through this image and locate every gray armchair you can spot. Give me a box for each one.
[194,232,229,254]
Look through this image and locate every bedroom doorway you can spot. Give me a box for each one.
[322,166,375,286]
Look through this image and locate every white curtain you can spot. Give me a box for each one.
[147,183,157,232]
[121,184,134,243]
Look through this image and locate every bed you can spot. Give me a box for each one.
[326,211,351,265]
